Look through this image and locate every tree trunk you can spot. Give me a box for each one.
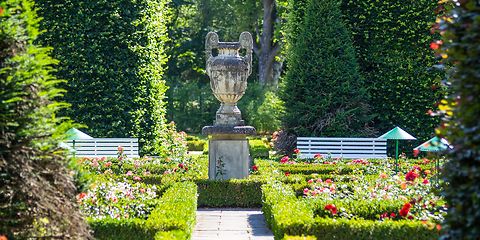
[254,0,281,87]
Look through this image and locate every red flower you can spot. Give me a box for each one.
[252,165,259,171]
[280,156,289,163]
[399,202,412,217]
[325,179,333,184]
[390,212,396,218]
[284,172,290,177]
[294,148,300,154]
[413,149,420,157]
[430,42,440,50]
[314,153,322,159]
[324,204,338,215]
[0,8,4,16]
[405,170,419,181]
[77,192,87,200]
[423,178,429,184]
[178,163,185,169]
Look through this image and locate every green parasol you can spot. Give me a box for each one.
[66,128,93,140]
[379,126,416,172]
[65,128,93,157]
[414,136,448,152]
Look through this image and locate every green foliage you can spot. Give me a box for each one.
[89,218,156,240]
[0,0,90,238]
[147,181,197,238]
[341,0,444,153]
[282,0,372,138]
[196,179,263,207]
[284,235,317,240]
[438,1,480,239]
[249,138,271,159]
[308,198,403,220]
[35,0,174,156]
[302,218,439,240]
[187,137,207,151]
[239,84,285,134]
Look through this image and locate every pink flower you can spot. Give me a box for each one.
[314,153,322,159]
[303,188,310,195]
[423,178,430,184]
[316,178,322,183]
[133,176,142,181]
[139,188,146,193]
[325,179,332,184]
[91,160,99,168]
[294,148,300,154]
[379,173,388,179]
[126,171,133,176]
[112,196,118,203]
[307,179,314,184]
[104,161,112,168]
[118,146,124,152]
[280,156,289,163]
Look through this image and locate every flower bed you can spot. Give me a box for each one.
[261,153,445,239]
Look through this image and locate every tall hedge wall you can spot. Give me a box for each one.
[35,0,173,155]
[439,1,480,239]
[0,0,90,238]
[341,0,444,148]
[282,0,372,137]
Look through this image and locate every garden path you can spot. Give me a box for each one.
[192,208,274,240]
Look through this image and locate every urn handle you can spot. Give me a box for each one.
[205,32,219,63]
[239,32,253,75]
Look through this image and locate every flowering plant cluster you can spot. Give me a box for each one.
[78,181,158,219]
[301,161,446,223]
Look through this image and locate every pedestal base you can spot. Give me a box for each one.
[203,126,256,180]
[208,138,250,180]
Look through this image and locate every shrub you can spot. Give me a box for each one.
[187,139,206,151]
[249,138,270,159]
[437,1,480,239]
[197,179,263,207]
[35,0,174,156]
[282,0,373,138]
[0,1,90,238]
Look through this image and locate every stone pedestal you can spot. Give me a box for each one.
[203,126,255,180]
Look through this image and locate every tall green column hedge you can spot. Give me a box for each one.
[282,0,372,137]
[439,1,480,239]
[342,0,444,149]
[0,0,90,238]
[36,0,173,155]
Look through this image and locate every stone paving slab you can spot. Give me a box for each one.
[192,208,274,240]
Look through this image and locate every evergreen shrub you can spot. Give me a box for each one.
[282,0,373,139]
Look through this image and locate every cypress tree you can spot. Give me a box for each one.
[282,0,372,138]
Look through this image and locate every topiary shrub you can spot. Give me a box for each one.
[35,0,174,156]
[437,1,480,239]
[0,1,90,238]
[282,0,374,141]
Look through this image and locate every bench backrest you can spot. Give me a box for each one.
[67,138,139,158]
[297,137,387,159]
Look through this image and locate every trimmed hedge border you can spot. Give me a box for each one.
[197,179,264,207]
[90,181,197,240]
[262,181,439,240]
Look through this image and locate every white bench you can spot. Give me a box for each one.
[67,138,139,158]
[296,137,387,159]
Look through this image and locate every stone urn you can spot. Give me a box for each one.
[205,32,253,126]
